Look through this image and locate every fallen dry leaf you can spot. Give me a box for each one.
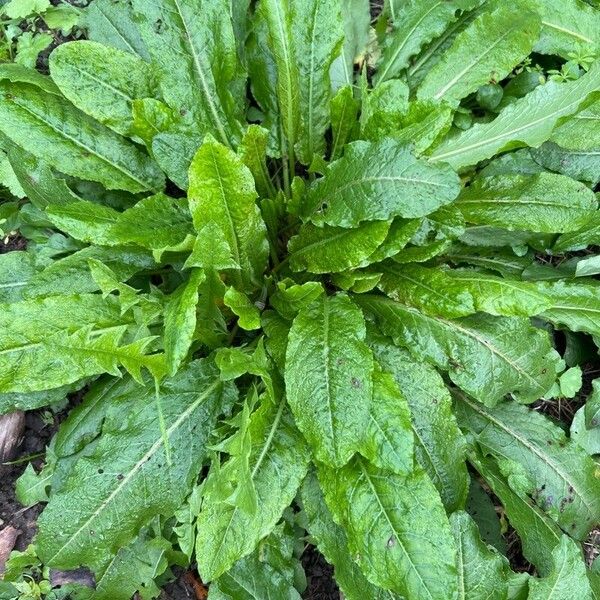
[0,526,20,574]
[0,411,25,463]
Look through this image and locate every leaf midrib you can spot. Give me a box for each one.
[460,394,597,518]
[46,378,221,564]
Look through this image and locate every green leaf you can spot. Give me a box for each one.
[456,393,600,540]
[110,193,194,257]
[164,269,205,376]
[358,367,414,475]
[369,333,469,512]
[37,360,235,571]
[3,0,50,19]
[330,0,370,89]
[538,281,600,338]
[377,263,477,319]
[224,287,261,331]
[550,100,600,151]
[49,41,157,136]
[23,246,155,299]
[451,511,508,600]
[188,136,269,290]
[132,0,243,148]
[0,294,144,393]
[528,536,592,600]
[585,380,600,429]
[301,472,400,600]
[469,450,562,577]
[430,62,600,169]
[466,478,507,554]
[0,251,37,303]
[14,32,53,69]
[83,0,149,59]
[94,532,171,600]
[292,0,343,165]
[46,200,119,245]
[330,85,360,160]
[256,0,300,160]
[303,139,461,227]
[554,212,600,252]
[238,125,275,199]
[195,396,310,581]
[531,142,600,187]
[6,144,80,210]
[0,81,165,193]
[417,2,540,103]
[208,529,303,600]
[456,173,597,233]
[269,280,324,320]
[285,294,373,467]
[376,0,470,85]
[535,0,600,59]
[288,221,391,273]
[358,295,557,406]
[319,458,458,600]
[571,407,600,456]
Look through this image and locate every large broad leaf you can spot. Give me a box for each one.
[528,536,593,600]
[109,193,195,257]
[554,212,600,252]
[301,472,401,600]
[430,62,600,169]
[358,295,557,406]
[468,450,562,576]
[288,221,391,273]
[285,294,373,467]
[195,396,310,581]
[319,458,458,600]
[358,367,414,476]
[378,264,550,318]
[188,136,269,290]
[46,200,119,246]
[450,511,508,600]
[208,527,303,600]
[456,393,600,540]
[37,360,236,571]
[538,281,600,338]
[303,139,460,227]
[456,173,597,233]
[417,2,540,103]
[0,81,164,193]
[369,333,469,512]
[531,142,600,187]
[375,0,471,85]
[0,294,147,393]
[82,0,150,60]
[49,41,157,136]
[291,0,343,165]
[22,246,155,299]
[535,0,600,59]
[256,0,300,162]
[132,0,243,148]
[0,251,37,303]
[6,144,80,209]
[550,100,600,151]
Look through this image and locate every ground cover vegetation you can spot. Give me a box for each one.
[1,0,600,598]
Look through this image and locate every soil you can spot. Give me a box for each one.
[302,546,340,600]
[0,411,58,553]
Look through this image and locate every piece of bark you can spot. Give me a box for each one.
[0,526,20,574]
[0,411,25,463]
